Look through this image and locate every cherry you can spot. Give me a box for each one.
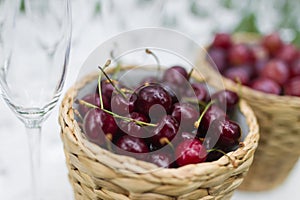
[111,92,137,115]
[185,82,209,103]
[254,59,268,76]
[172,131,196,145]
[118,112,150,138]
[291,58,300,77]
[197,105,227,138]
[171,102,199,132]
[98,79,116,100]
[150,115,179,147]
[116,135,149,158]
[135,83,172,119]
[250,78,281,95]
[262,32,283,55]
[211,33,232,50]
[284,76,300,97]
[83,108,118,146]
[224,66,251,85]
[211,90,239,112]
[261,59,290,85]
[251,44,269,61]
[161,82,181,104]
[208,47,228,72]
[207,118,241,147]
[162,66,189,86]
[175,139,207,167]
[276,44,298,64]
[228,44,254,66]
[148,152,173,168]
[78,93,107,117]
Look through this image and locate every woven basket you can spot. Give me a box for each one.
[198,33,300,191]
[59,68,259,200]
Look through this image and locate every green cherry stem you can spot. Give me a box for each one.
[145,48,161,74]
[98,65,127,99]
[187,68,194,81]
[98,60,111,109]
[194,100,215,128]
[159,137,175,151]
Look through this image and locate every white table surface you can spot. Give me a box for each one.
[0,10,300,200]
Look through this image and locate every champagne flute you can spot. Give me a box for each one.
[0,0,71,199]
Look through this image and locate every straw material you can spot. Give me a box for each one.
[197,33,300,191]
[59,69,259,199]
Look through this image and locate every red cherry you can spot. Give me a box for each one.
[261,59,290,85]
[116,135,149,159]
[208,47,228,72]
[250,78,281,95]
[211,90,239,112]
[228,44,254,66]
[291,58,300,77]
[83,109,118,146]
[111,92,137,115]
[262,32,283,55]
[162,66,189,86]
[185,82,210,103]
[212,33,232,49]
[276,44,298,64]
[224,66,252,85]
[284,76,300,97]
[175,139,207,167]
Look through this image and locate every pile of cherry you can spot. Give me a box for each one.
[208,32,300,96]
[77,65,242,168]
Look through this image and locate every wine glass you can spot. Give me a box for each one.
[0,0,71,199]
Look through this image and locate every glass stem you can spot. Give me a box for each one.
[26,125,42,200]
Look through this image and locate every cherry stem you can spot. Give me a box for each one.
[145,48,161,75]
[187,68,194,81]
[207,148,237,168]
[98,60,111,109]
[159,137,175,151]
[194,100,215,128]
[98,65,127,99]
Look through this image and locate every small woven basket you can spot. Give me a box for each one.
[59,69,259,200]
[198,33,300,191]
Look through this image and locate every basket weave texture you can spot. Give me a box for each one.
[198,33,300,191]
[59,72,259,200]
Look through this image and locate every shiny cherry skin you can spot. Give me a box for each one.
[262,59,290,85]
[171,102,199,132]
[150,115,179,147]
[78,93,109,117]
[212,33,232,50]
[162,65,189,86]
[111,92,137,115]
[83,108,118,146]
[185,82,209,103]
[175,139,207,167]
[119,112,150,138]
[228,44,254,66]
[284,76,300,97]
[116,135,149,159]
[250,78,281,95]
[148,152,173,168]
[208,118,241,147]
[172,131,196,146]
[135,83,172,119]
[211,90,239,112]
[197,105,227,138]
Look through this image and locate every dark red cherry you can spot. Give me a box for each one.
[78,93,107,117]
[135,83,172,119]
[276,44,298,64]
[162,66,189,86]
[175,139,207,167]
[212,33,232,49]
[111,92,137,115]
[254,59,268,76]
[83,109,118,146]
[172,131,196,145]
[118,112,150,138]
[197,105,227,138]
[171,102,199,131]
[284,76,300,97]
[116,135,149,158]
[250,78,281,95]
[208,47,228,72]
[208,118,241,147]
[262,32,283,55]
[291,58,300,77]
[211,90,239,112]
[261,59,290,85]
[150,115,179,147]
[161,82,181,104]
[185,82,209,103]
[251,44,269,61]
[224,66,251,85]
[228,44,254,66]
[98,79,115,100]
[148,152,173,168]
